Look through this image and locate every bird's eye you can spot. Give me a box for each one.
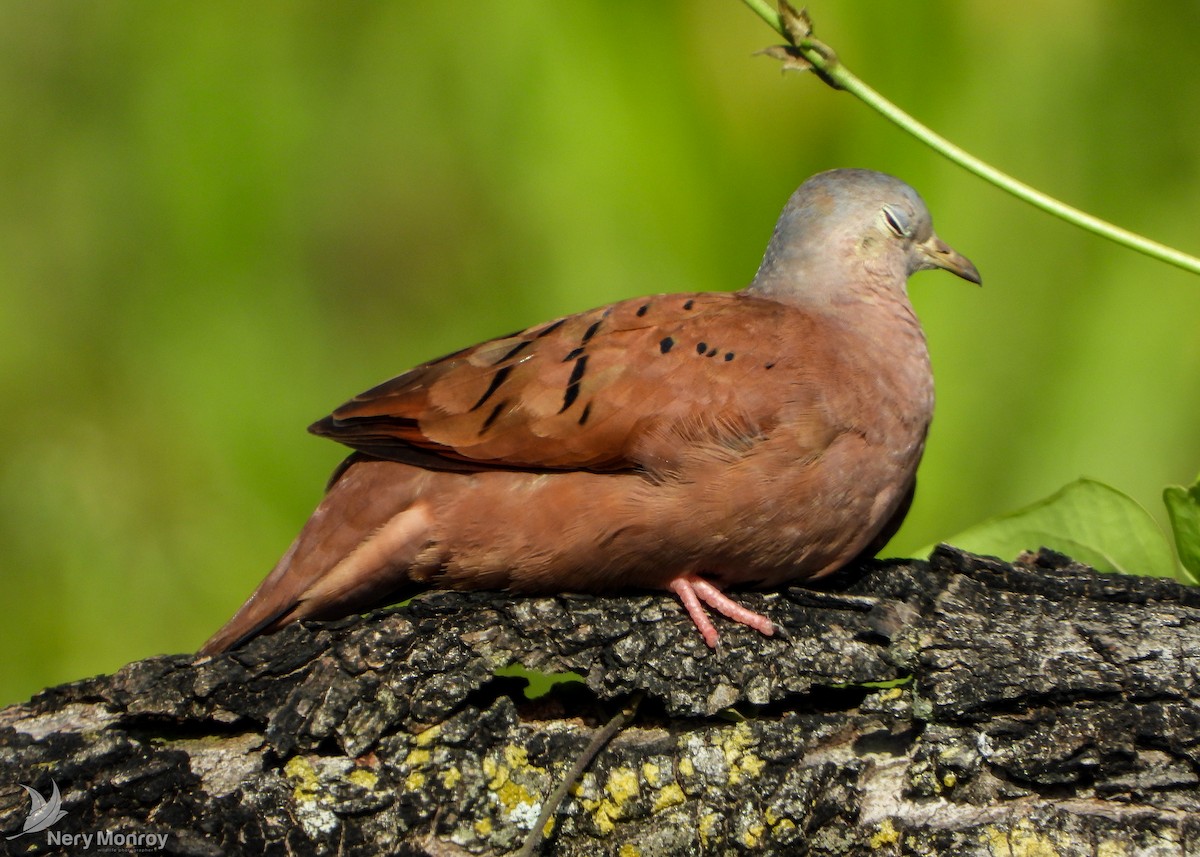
[881,205,909,238]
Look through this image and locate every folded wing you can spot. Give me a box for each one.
[311,292,837,477]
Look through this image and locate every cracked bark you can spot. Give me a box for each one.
[2,546,1199,856]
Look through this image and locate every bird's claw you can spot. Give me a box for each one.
[668,575,776,649]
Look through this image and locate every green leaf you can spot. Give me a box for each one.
[828,676,913,691]
[1164,473,1200,585]
[492,664,585,700]
[921,478,1178,579]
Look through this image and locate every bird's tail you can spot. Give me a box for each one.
[198,456,432,656]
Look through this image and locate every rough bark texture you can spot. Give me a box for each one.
[2,546,1199,856]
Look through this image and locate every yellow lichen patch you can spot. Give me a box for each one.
[772,818,797,837]
[504,744,530,769]
[575,767,640,837]
[480,742,548,829]
[282,756,341,839]
[594,802,619,835]
[721,721,766,785]
[441,767,462,789]
[1096,842,1128,857]
[641,762,662,787]
[403,745,433,792]
[652,783,685,813]
[870,818,901,848]
[606,767,640,804]
[405,748,432,768]
[618,845,641,857]
[739,753,765,778]
[982,819,1062,857]
[284,756,319,803]
[496,778,537,815]
[579,796,620,835]
[474,817,493,838]
[413,722,443,747]
[765,806,798,838]
[677,757,695,777]
[942,772,957,789]
[347,768,377,790]
[880,686,904,701]
[743,821,766,848]
[698,812,720,847]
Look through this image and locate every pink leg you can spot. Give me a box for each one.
[668,575,776,648]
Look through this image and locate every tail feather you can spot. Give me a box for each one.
[198,537,306,656]
[198,457,433,656]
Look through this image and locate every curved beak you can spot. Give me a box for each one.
[917,234,982,285]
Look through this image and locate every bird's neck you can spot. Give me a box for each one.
[748,228,911,311]
[745,264,914,317]
[743,259,928,370]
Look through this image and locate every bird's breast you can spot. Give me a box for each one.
[686,306,934,582]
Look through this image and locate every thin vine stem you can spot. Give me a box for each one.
[740,0,1200,276]
[516,692,643,857]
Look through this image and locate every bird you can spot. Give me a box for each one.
[199,168,979,656]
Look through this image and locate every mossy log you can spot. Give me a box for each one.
[2,546,1199,856]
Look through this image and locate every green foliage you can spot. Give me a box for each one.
[829,676,913,691]
[1164,474,1200,585]
[931,477,1200,585]
[492,664,586,700]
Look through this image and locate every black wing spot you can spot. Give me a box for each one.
[568,355,588,385]
[683,299,694,310]
[558,355,589,413]
[577,401,592,425]
[581,318,603,343]
[494,339,533,365]
[764,362,776,370]
[636,304,649,317]
[480,399,509,433]
[724,352,735,362]
[562,346,584,362]
[697,342,708,355]
[705,347,718,357]
[659,337,675,354]
[469,365,513,411]
[535,319,567,338]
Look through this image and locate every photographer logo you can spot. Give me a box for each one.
[7,780,67,839]
[7,780,169,851]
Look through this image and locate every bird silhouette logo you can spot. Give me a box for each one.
[6,780,68,839]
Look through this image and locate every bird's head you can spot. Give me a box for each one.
[751,168,980,303]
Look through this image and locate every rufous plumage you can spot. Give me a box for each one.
[200,168,979,655]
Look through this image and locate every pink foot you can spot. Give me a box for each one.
[667,575,776,648]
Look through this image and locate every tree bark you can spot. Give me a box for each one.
[2,546,1199,856]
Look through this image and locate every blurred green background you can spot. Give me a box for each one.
[2,2,1198,706]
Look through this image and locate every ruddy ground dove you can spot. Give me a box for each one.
[200,168,979,656]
